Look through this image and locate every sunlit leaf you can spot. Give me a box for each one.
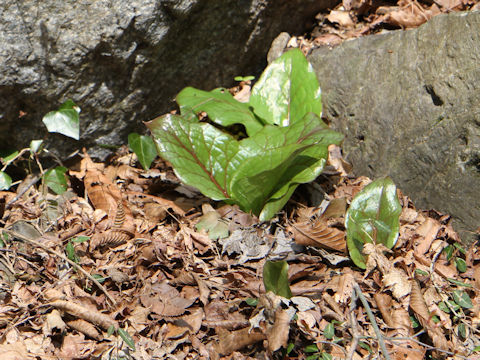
[250,48,322,126]
[42,100,80,140]
[176,87,264,136]
[29,140,44,154]
[263,260,292,299]
[0,172,12,190]
[128,132,157,170]
[345,177,401,269]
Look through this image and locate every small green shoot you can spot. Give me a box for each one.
[234,75,255,82]
[263,260,292,299]
[118,328,135,351]
[128,133,157,170]
[345,177,402,269]
[455,257,467,273]
[323,322,335,340]
[65,241,79,263]
[245,298,258,307]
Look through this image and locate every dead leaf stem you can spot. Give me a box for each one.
[5,229,117,306]
[353,282,391,360]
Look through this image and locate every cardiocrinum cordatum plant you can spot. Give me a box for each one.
[147,49,343,221]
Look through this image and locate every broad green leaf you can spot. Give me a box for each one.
[29,140,44,154]
[263,260,292,299]
[176,87,264,136]
[258,113,343,220]
[42,100,80,140]
[230,114,342,218]
[0,172,12,190]
[453,290,472,309]
[323,322,335,340]
[118,328,136,350]
[453,243,466,254]
[345,177,401,269]
[128,132,157,170]
[148,112,341,219]
[304,345,319,353]
[43,166,68,194]
[250,48,322,126]
[147,113,239,201]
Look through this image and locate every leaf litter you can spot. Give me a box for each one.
[0,140,477,360]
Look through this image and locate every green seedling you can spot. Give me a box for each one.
[263,260,292,299]
[345,177,402,269]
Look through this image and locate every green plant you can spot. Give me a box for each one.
[147,49,343,220]
[0,99,80,193]
[263,260,292,298]
[345,177,402,269]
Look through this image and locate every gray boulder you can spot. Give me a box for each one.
[0,0,335,159]
[308,12,480,243]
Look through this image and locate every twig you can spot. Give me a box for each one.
[4,229,117,307]
[346,287,360,360]
[353,282,391,360]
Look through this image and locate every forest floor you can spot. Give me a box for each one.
[0,1,480,360]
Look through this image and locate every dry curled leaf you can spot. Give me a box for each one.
[289,218,346,252]
[67,319,102,340]
[50,300,117,331]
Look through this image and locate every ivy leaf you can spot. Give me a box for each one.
[128,133,157,170]
[176,87,264,136]
[0,172,12,190]
[453,290,473,309]
[250,48,322,126]
[42,99,80,140]
[263,260,292,299]
[43,166,68,195]
[345,177,401,269]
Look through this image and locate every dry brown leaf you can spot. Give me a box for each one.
[215,327,266,356]
[289,218,346,252]
[50,300,117,330]
[140,281,196,317]
[267,308,291,352]
[43,309,66,335]
[327,10,355,27]
[67,319,102,340]
[409,280,450,351]
[415,217,441,255]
